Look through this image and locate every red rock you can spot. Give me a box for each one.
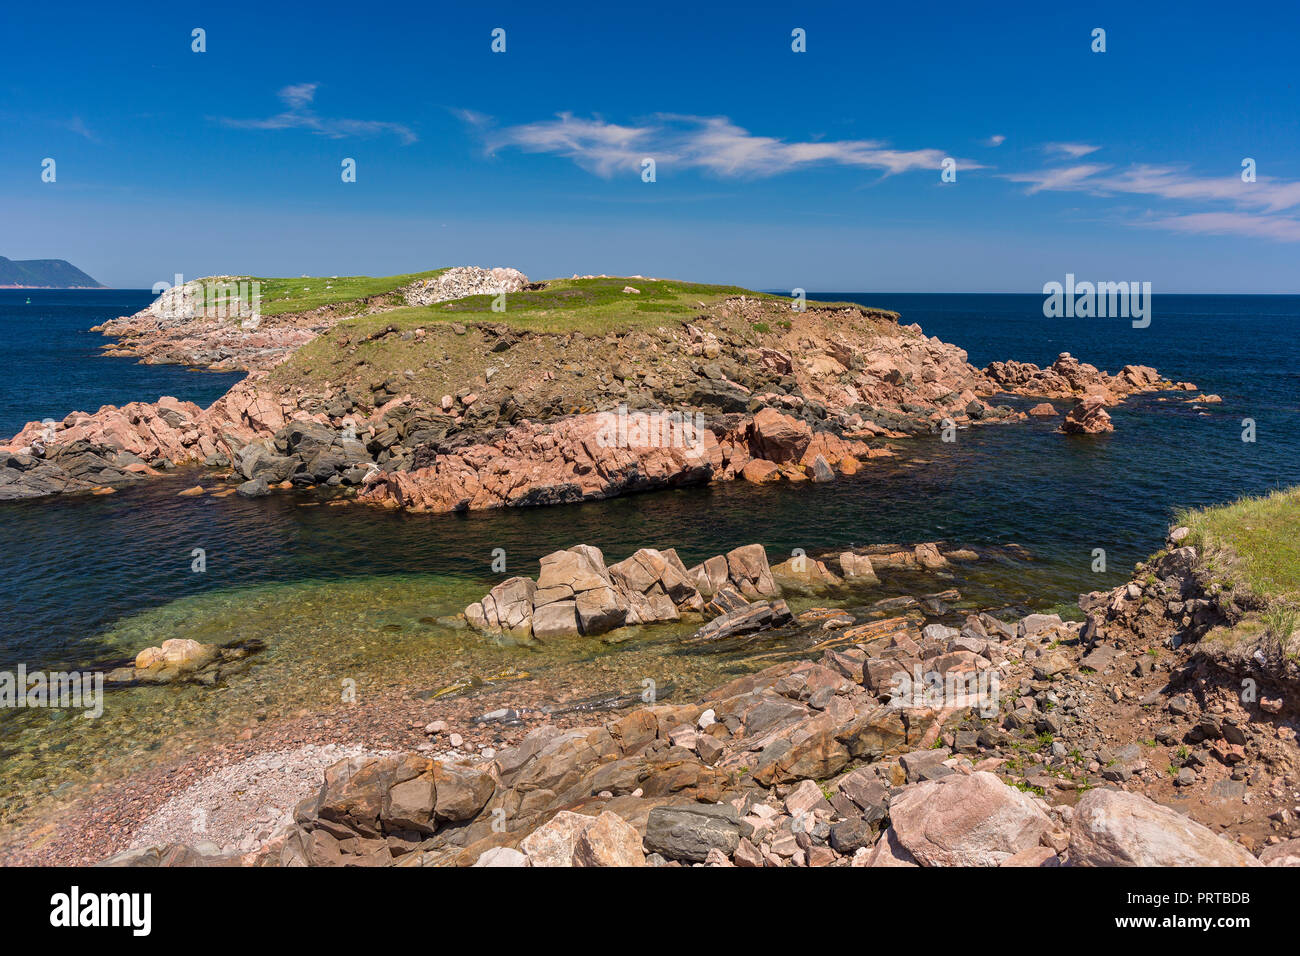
[749,408,812,462]
[740,459,781,483]
[1059,398,1113,435]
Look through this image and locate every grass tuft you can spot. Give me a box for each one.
[1174,486,1300,604]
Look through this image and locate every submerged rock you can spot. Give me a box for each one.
[108,637,265,686]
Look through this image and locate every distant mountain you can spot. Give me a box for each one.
[0,256,104,288]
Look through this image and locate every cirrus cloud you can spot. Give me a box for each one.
[217,84,417,144]
[1005,155,1300,242]
[462,111,977,179]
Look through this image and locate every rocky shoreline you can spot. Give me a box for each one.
[1,268,1194,505]
[51,522,1294,869]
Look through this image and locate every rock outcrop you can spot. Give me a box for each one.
[95,518,1298,869]
[401,267,530,307]
[92,266,532,371]
[104,637,266,687]
[984,352,1194,404]
[1059,397,1114,435]
[358,408,874,513]
[465,543,791,642]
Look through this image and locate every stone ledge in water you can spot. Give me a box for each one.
[465,543,781,643]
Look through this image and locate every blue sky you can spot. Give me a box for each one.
[1,1,1298,291]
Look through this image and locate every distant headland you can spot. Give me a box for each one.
[0,256,103,288]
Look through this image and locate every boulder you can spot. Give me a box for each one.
[574,585,629,635]
[691,599,793,642]
[236,477,269,497]
[884,772,1052,866]
[1068,789,1262,866]
[520,810,596,867]
[740,459,781,483]
[770,555,843,590]
[749,408,813,463]
[472,847,528,867]
[384,775,437,834]
[531,600,579,640]
[1259,839,1300,867]
[573,811,646,867]
[725,544,780,598]
[862,827,920,867]
[300,755,399,838]
[838,552,879,584]
[473,576,537,638]
[643,805,741,863]
[431,763,496,822]
[537,546,611,593]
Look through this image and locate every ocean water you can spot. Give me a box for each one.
[0,290,243,438]
[0,289,1296,824]
[1,291,1296,667]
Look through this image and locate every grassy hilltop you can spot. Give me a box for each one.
[261,274,895,413]
[255,269,448,317]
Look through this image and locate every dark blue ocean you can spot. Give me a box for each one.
[1,289,1296,668]
[0,290,242,438]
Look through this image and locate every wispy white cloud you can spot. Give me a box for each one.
[218,84,417,144]
[1100,165,1300,213]
[1005,152,1300,241]
[1043,142,1101,158]
[1143,211,1300,242]
[1008,162,1300,212]
[278,83,319,109]
[985,134,1006,147]
[468,111,975,179]
[1005,163,1111,194]
[62,116,97,141]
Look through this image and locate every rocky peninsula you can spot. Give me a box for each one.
[0,267,1194,504]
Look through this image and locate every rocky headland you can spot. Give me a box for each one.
[1,269,1194,505]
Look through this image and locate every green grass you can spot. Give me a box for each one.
[254,269,448,317]
[1174,486,1300,603]
[369,277,804,334]
[302,275,881,336]
[243,269,883,332]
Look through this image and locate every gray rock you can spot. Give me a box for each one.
[643,805,741,862]
[1068,789,1261,866]
[1019,613,1064,638]
[236,477,270,497]
[899,749,950,783]
[829,817,876,853]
